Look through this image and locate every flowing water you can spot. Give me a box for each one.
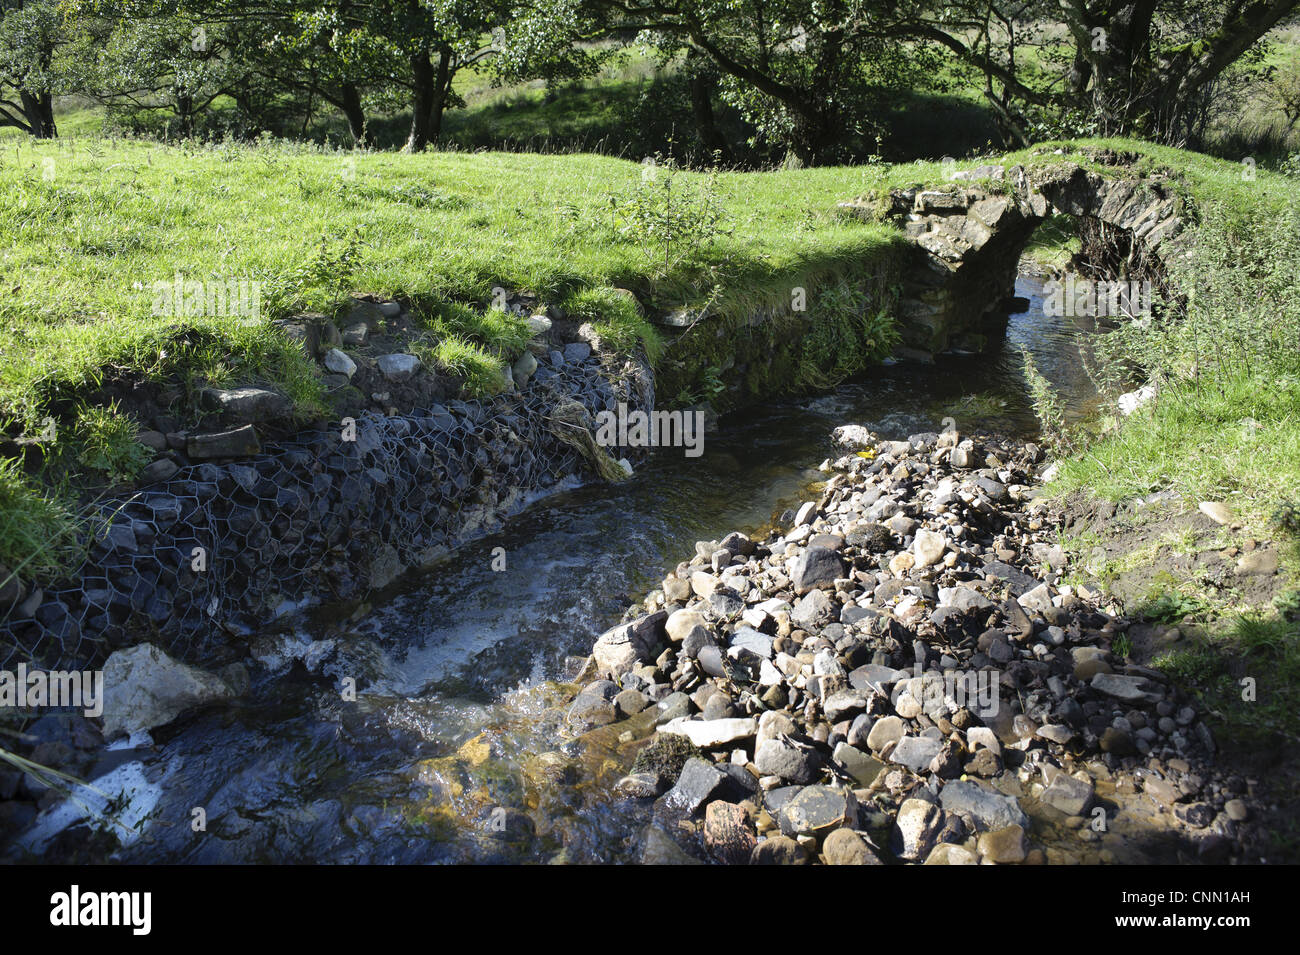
[23,274,1110,864]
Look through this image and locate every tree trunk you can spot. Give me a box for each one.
[429,49,451,144]
[406,49,435,152]
[688,68,731,164]
[340,82,367,146]
[19,90,56,138]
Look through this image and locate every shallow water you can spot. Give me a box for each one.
[25,275,1111,864]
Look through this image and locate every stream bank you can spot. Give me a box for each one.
[7,273,1272,864]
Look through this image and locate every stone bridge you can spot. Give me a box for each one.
[841,155,1190,356]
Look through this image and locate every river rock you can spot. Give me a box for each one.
[187,425,261,459]
[704,801,756,864]
[640,825,703,864]
[892,798,943,861]
[591,612,667,678]
[377,353,422,381]
[913,529,946,567]
[665,609,708,642]
[1041,771,1095,816]
[200,386,292,422]
[566,680,619,729]
[777,785,856,838]
[1198,501,1233,525]
[823,827,881,864]
[100,643,235,739]
[924,843,979,865]
[939,780,1028,831]
[865,715,906,753]
[659,717,756,749]
[662,757,728,815]
[750,834,810,865]
[889,735,944,772]
[324,349,357,378]
[790,546,846,595]
[1090,672,1164,704]
[755,736,821,783]
[977,824,1027,863]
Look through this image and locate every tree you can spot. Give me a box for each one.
[550,0,944,165]
[0,0,87,137]
[896,0,1300,146]
[88,14,247,135]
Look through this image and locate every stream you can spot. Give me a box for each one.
[23,273,1105,864]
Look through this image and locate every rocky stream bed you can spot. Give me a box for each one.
[571,426,1259,864]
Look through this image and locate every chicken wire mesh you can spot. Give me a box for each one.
[1,352,649,672]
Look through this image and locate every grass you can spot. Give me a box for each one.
[1051,373,1300,528]
[0,138,907,422]
[0,135,914,580]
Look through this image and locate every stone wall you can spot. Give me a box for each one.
[838,156,1188,356]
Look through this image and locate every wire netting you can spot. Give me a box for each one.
[1,351,649,672]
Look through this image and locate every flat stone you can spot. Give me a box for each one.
[1018,583,1055,615]
[777,785,855,838]
[1091,672,1164,704]
[1198,501,1233,525]
[662,757,728,815]
[977,824,1027,863]
[659,717,756,749]
[1041,771,1095,816]
[1236,550,1278,576]
[729,627,773,659]
[376,352,422,381]
[187,425,261,459]
[939,780,1028,831]
[199,386,292,423]
[889,735,944,773]
[849,664,910,690]
[832,742,883,786]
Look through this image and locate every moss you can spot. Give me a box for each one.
[631,732,702,783]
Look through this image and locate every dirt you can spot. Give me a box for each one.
[1051,489,1300,861]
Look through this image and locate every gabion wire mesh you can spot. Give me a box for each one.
[1,351,648,672]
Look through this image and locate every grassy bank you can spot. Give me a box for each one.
[0,137,914,579]
[1013,141,1300,799]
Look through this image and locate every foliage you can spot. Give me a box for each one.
[1020,346,1078,455]
[67,400,152,485]
[0,457,79,578]
[609,157,729,272]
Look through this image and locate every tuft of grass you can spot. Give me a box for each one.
[420,336,507,400]
[560,287,664,363]
[0,458,81,580]
[65,400,152,486]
